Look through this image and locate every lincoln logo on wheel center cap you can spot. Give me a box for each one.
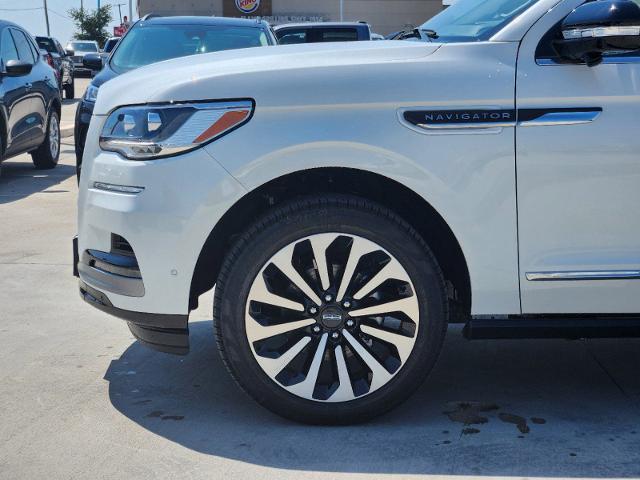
[320,308,344,328]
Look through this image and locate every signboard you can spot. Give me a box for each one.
[113,25,126,36]
[223,0,271,16]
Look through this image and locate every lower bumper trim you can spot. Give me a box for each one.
[79,281,189,354]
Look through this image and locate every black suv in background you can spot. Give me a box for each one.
[35,36,75,98]
[74,15,276,179]
[0,21,61,174]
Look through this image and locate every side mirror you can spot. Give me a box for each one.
[65,48,75,57]
[555,0,640,66]
[83,53,103,71]
[5,59,33,76]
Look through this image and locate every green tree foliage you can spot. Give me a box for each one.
[68,5,113,47]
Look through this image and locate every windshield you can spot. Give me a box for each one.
[420,0,540,42]
[71,42,98,52]
[110,24,270,73]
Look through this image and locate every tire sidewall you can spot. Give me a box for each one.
[217,199,447,423]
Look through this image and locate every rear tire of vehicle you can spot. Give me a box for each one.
[31,111,60,170]
[213,195,448,424]
[64,79,75,99]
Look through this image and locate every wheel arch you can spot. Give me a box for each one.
[189,167,471,322]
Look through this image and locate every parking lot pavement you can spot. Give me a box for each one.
[0,107,639,479]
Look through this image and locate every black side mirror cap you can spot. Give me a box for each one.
[5,59,33,77]
[65,48,75,57]
[555,0,640,66]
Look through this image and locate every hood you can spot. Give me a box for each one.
[93,41,440,115]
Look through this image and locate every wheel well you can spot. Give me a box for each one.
[189,168,471,321]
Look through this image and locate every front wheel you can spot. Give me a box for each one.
[31,111,60,170]
[214,196,448,424]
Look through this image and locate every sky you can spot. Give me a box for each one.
[0,0,138,45]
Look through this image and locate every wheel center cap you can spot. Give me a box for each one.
[320,306,344,329]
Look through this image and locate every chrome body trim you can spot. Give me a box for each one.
[518,110,601,127]
[563,25,640,39]
[92,182,145,194]
[526,270,640,281]
[537,56,640,66]
[414,121,516,130]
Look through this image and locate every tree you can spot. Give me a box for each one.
[68,5,113,47]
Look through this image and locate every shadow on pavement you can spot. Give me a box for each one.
[0,148,76,204]
[104,321,640,477]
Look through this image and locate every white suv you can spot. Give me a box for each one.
[75,0,640,424]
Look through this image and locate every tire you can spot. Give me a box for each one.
[31,111,60,170]
[64,78,75,99]
[214,195,448,424]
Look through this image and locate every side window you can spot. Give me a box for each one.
[56,40,64,55]
[11,29,36,63]
[277,29,307,44]
[315,28,358,42]
[0,28,19,64]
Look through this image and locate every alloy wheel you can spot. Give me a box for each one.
[245,232,419,402]
[49,114,60,159]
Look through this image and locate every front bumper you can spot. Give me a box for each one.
[76,114,247,352]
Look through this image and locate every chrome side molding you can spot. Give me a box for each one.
[526,270,640,281]
[518,110,601,127]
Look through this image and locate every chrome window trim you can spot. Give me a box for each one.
[537,56,640,66]
[526,270,640,281]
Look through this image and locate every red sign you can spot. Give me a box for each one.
[113,25,126,36]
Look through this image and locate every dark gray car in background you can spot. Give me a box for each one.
[0,21,61,174]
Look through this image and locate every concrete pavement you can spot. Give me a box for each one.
[0,97,638,479]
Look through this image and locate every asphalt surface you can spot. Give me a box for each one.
[0,77,639,479]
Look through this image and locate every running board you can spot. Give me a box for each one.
[463,316,640,340]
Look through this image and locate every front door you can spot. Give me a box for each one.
[515,0,640,313]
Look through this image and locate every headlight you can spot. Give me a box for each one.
[99,100,253,160]
[84,84,99,103]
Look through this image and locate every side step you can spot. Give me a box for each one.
[463,316,640,340]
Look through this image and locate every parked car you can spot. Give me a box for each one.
[75,0,640,424]
[35,36,75,98]
[74,15,276,180]
[0,21,61,174]
[273,22,372,44]
[65,40,99,76]
[82,36,121,75]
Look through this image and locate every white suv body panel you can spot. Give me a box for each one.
[78,0,640,319]
[81,40,521,316]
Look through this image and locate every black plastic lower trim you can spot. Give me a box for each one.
[464,315,640,340]
[79,281,189,354]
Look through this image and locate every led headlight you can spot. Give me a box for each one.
[99,100,253,160]
[84,84,99,103]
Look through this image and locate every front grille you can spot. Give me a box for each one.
[111,234,135,257]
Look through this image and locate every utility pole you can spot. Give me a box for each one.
[128,0,132,24]
[114,2,125,23]
[43,0,50,36]
[339,0,343,21]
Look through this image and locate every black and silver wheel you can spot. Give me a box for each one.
[214,196,447,424]
[31,111,60,169]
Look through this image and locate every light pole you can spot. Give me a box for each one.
[114,2,125,23]
[43,0,50,36]
[128,0,132,24]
